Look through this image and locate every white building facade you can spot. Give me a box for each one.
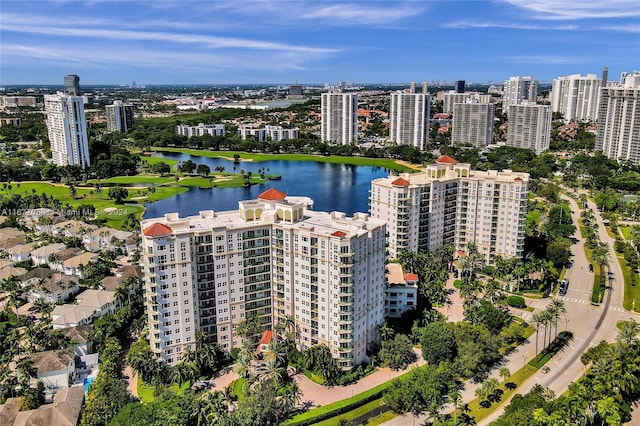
[550,74,601,122]
[506,103,552,154]
[452,103,495,147]
[238,125,300,142]
[370,156,528,262]
[596,71,640,165]
[321,92,358,145]
[390,92,430,149]
[141,189,386,367]
[503,76,539,110]
[105,100,135,133]
[175,123,226,138]
[44,93,90,168]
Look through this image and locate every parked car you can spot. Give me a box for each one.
[559,279,569,296]
[589,264,594,273]
[541,366,550,374]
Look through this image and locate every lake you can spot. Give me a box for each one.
[142,152,392,219]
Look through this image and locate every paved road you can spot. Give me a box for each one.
[384,194,637,426]
[478,194,636,425]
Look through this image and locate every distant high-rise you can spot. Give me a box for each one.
[602,67,609,87]
[550,74,601,122]
[596,71,640,165]
[455,80,465,94]
[503,76,538,110]
[422,81,428,94]
[63,74,81,96]
[410,81,416,93]
[321,92,358,145]
[507,103,552,154]
[105,100,135,133]
[288,84,304,97]
[390,92,430,149]
[44,93,90,168]
[452,103,495,147]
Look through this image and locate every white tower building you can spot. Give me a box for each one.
[370,156,529,262]
[452,103,495,147]
[141,189,386,368]
[550,74,601,122]
[44,93,90,168]
[596,71,640,165]
[390,92,430,149]
[321,92,358,145]
[503,76,538,110]
[507,102,552,154]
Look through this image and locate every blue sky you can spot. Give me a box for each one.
[1,0,639,85]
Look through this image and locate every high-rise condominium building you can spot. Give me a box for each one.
[175,123,226,138]
[389,92,430,149]
[550,74,601,122]
[506,102,552,154]
[452,103,495,147]
[596,71,640,165]
[105,100,135,133]
[64,74,81,96]
[141,189,386,367]
[503,76,538,110]
[44,93,90,168]
[321,92,358,145]
[370,156,528,261]
[455,80,466,94]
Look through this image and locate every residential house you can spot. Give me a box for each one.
[83,227,134,253]
[22,269,79,304]
[6,386,84,426]
[51,220,97,240]
[61,252,98,278]
[99,264,141,292]
[7,244,35,263]
[0,266,27,281]
[0,228,25,250]
[51,289,116,329]
[24,348,75,391]
[47,248,81,273]
[384,263,418,318]
[30,243,67,266]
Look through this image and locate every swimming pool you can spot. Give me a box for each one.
[84,377,95,394]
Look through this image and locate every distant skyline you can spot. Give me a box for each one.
[1,0,639,85]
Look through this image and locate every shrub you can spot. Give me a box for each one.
[507,295,526,308]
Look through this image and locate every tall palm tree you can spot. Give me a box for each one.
[548,299,567,339]
[234,349,252,380]
[539,310,553,351]
[616,320,640,346]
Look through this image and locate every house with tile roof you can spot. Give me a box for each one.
[30,243,67,266]
[61,252,98,278]
[51,289,116,329]
[7,244,35,263]
[4,386,84,426]
[384,263,418,318]
[24,348,75,390]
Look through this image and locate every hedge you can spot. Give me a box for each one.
[507,295,526,308]
[282,376,398,425]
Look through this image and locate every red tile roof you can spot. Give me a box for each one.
[257,330,273,351]
[258,188,286,201]
[391,177,410,187]
[331,231,347,238]
[433,113,450,119]
[143,223,172,238]
[514,177,523,181]
[436,155,457,164]
[404,273,419,282]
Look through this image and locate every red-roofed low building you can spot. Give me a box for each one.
[436,155,457,164]
[257,330,274,353]
[391,178,410,187]
[257,188,287,201]
[143,223,172,238]
[385,263,418,318]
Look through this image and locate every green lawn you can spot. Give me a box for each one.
[620,225,633,241]
[314,398,391,426]
[140,155,179,169]
[150,147,417,172]
[137,376,155,403]
[619,256,640,312]
[87,175,175,185]
[466,365,539,423]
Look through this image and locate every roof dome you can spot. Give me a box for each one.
[143,223,172,238]
[258,188,287,201]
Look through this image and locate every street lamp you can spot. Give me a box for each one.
[565,318,569,332]
[522,354,526,374]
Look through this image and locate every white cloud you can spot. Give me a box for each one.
[506,55,581,64]
[1,23,338,55]
[502,0,640,20]
[302,3,420,24]
[444,21,578,30]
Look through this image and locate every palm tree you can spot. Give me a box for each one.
[499,367,511,381]
[378,322,394,341]
[234,348,252,380]
[448,386,463,426]
[548,299,567,339]
[257,358,286,385]
[530,311,544,354]
[617,320,640,346]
